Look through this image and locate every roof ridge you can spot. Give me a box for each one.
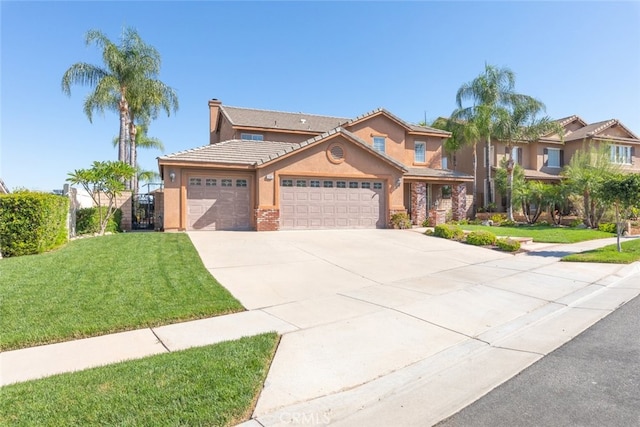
[222,104,349,121]
[587,119,617,136]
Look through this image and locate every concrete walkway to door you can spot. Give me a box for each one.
[186,229,640,427]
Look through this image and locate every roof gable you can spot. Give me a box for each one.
[344,108,450,137]
[563,119,640,142]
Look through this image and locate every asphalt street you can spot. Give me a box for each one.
[437,293,640,427]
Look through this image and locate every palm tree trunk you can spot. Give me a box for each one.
[506,156,515,222]
[485,135,493,206]
[472,142,478,216]
[129,119,138,193]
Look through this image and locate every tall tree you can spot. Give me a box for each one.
[453,64,526,208]
[61,27,177,191]
[493,97,564,221]
[562,144,619,228]
[432,116,481,215]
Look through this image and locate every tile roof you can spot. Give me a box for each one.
[220,106,348,133]
[562,119,640,142]
[159,140,300,166]
[159,127,408,171]
[522,169,562,181]
[405,168,473,181]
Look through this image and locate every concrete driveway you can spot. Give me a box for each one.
[187,229,640,427]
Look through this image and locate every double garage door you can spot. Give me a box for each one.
[186,175,251,230]
[280,177,385,230]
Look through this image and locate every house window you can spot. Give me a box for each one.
[483,146,495,167]
[361,182,371,189]
[442,185,452,199]
[373,182,383,190]
[373,136,386,153]
[336,181,346,188]
[296,180,307,187]
[544,148,562,168]
[323,181,334,188]
[221,179,233,187]
[205,178,217,186]
[506,146,523,166]
[610,145,632,164]
[236,179,247,187]
[414,142,426,163]
[282,179,293,187]
[240,133,264,141]
[189,178,202,186]
[310,180,320,188]
[442,156,448,169]
[349,182,359,189]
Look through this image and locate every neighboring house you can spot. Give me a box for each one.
[451,115,640,208]
[0,179,8,194]
[157,99,473,231]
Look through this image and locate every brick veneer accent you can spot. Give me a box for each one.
[256,208,280,231]
[410,182,427,225]
[428,209,447,226]
[451,183,468,221]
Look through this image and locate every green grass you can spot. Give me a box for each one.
[458,224,613,243]
[562,238,640,264]
[0,233,244,351]
[0,333,279,427]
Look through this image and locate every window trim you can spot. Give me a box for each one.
[373,136,386,153]
[414,141,426,164]
[545,147,562,168]
[610,144,633,165]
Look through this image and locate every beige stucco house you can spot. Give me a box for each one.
[451,115,640,208]
[157,100,473,231]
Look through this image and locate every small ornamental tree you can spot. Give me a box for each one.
[67,161,135,235]
[601,173,640,252]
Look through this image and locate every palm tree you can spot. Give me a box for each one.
[453,64,525,208]
[432,116,481,215]
[493,97,564,221]
[61,27,177,191]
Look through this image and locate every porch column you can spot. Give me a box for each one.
[452,183,468,221]
[410,182,427,225]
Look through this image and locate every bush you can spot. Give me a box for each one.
[390,212,412,229]
[501,219,517,227]
[570,218,583,228]
[496,238,521,252]
[0,192,69,257]
[421,218,431,227]
[433,224,465,240]
[424,229,434,236]
[597,222,617,233]
[76,207,122,235]
[466,230,497,246]
[489,214,506,225]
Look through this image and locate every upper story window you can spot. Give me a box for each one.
[373,136,386,153]
[544,148,563,168]
[610,145,632,165]
[507,147,523,166]
[414,141,426,163]
[240,133,264,141]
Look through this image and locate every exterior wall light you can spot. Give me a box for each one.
[169,171,176,182]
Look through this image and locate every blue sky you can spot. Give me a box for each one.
[2,1,639,192]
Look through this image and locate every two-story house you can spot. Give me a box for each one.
[451,115,640,209]
[157,100,473,231]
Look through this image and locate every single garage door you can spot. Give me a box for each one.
[280,178,385,230]
[186,176,251,230]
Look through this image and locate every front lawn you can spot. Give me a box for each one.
[0,333,278,427]
[562,238,640,264]
[0,232,243,351]
[458,224,613,244]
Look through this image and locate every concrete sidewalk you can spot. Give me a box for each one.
[1,230,639,427]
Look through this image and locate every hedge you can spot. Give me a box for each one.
[0,192,69,257]
[466,230,497,246]
[433,224,465,240]
[76,207,122,235]
[496,238,521,252]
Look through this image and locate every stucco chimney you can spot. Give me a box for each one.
[209,99,222,145]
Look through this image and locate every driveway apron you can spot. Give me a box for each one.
[187,230,640,426]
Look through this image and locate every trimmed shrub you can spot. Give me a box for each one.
[0,192,69,257]
[597,222,617,233]
[390,212,412,229]
[433,224,465,240]
[489,214,506,225]
[76,207,122,235]
[501,219,517,227]
[466,230,497,246]
[496,238,521,252]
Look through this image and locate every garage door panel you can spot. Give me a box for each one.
[187,176,251,231]
[280,178,385,230]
